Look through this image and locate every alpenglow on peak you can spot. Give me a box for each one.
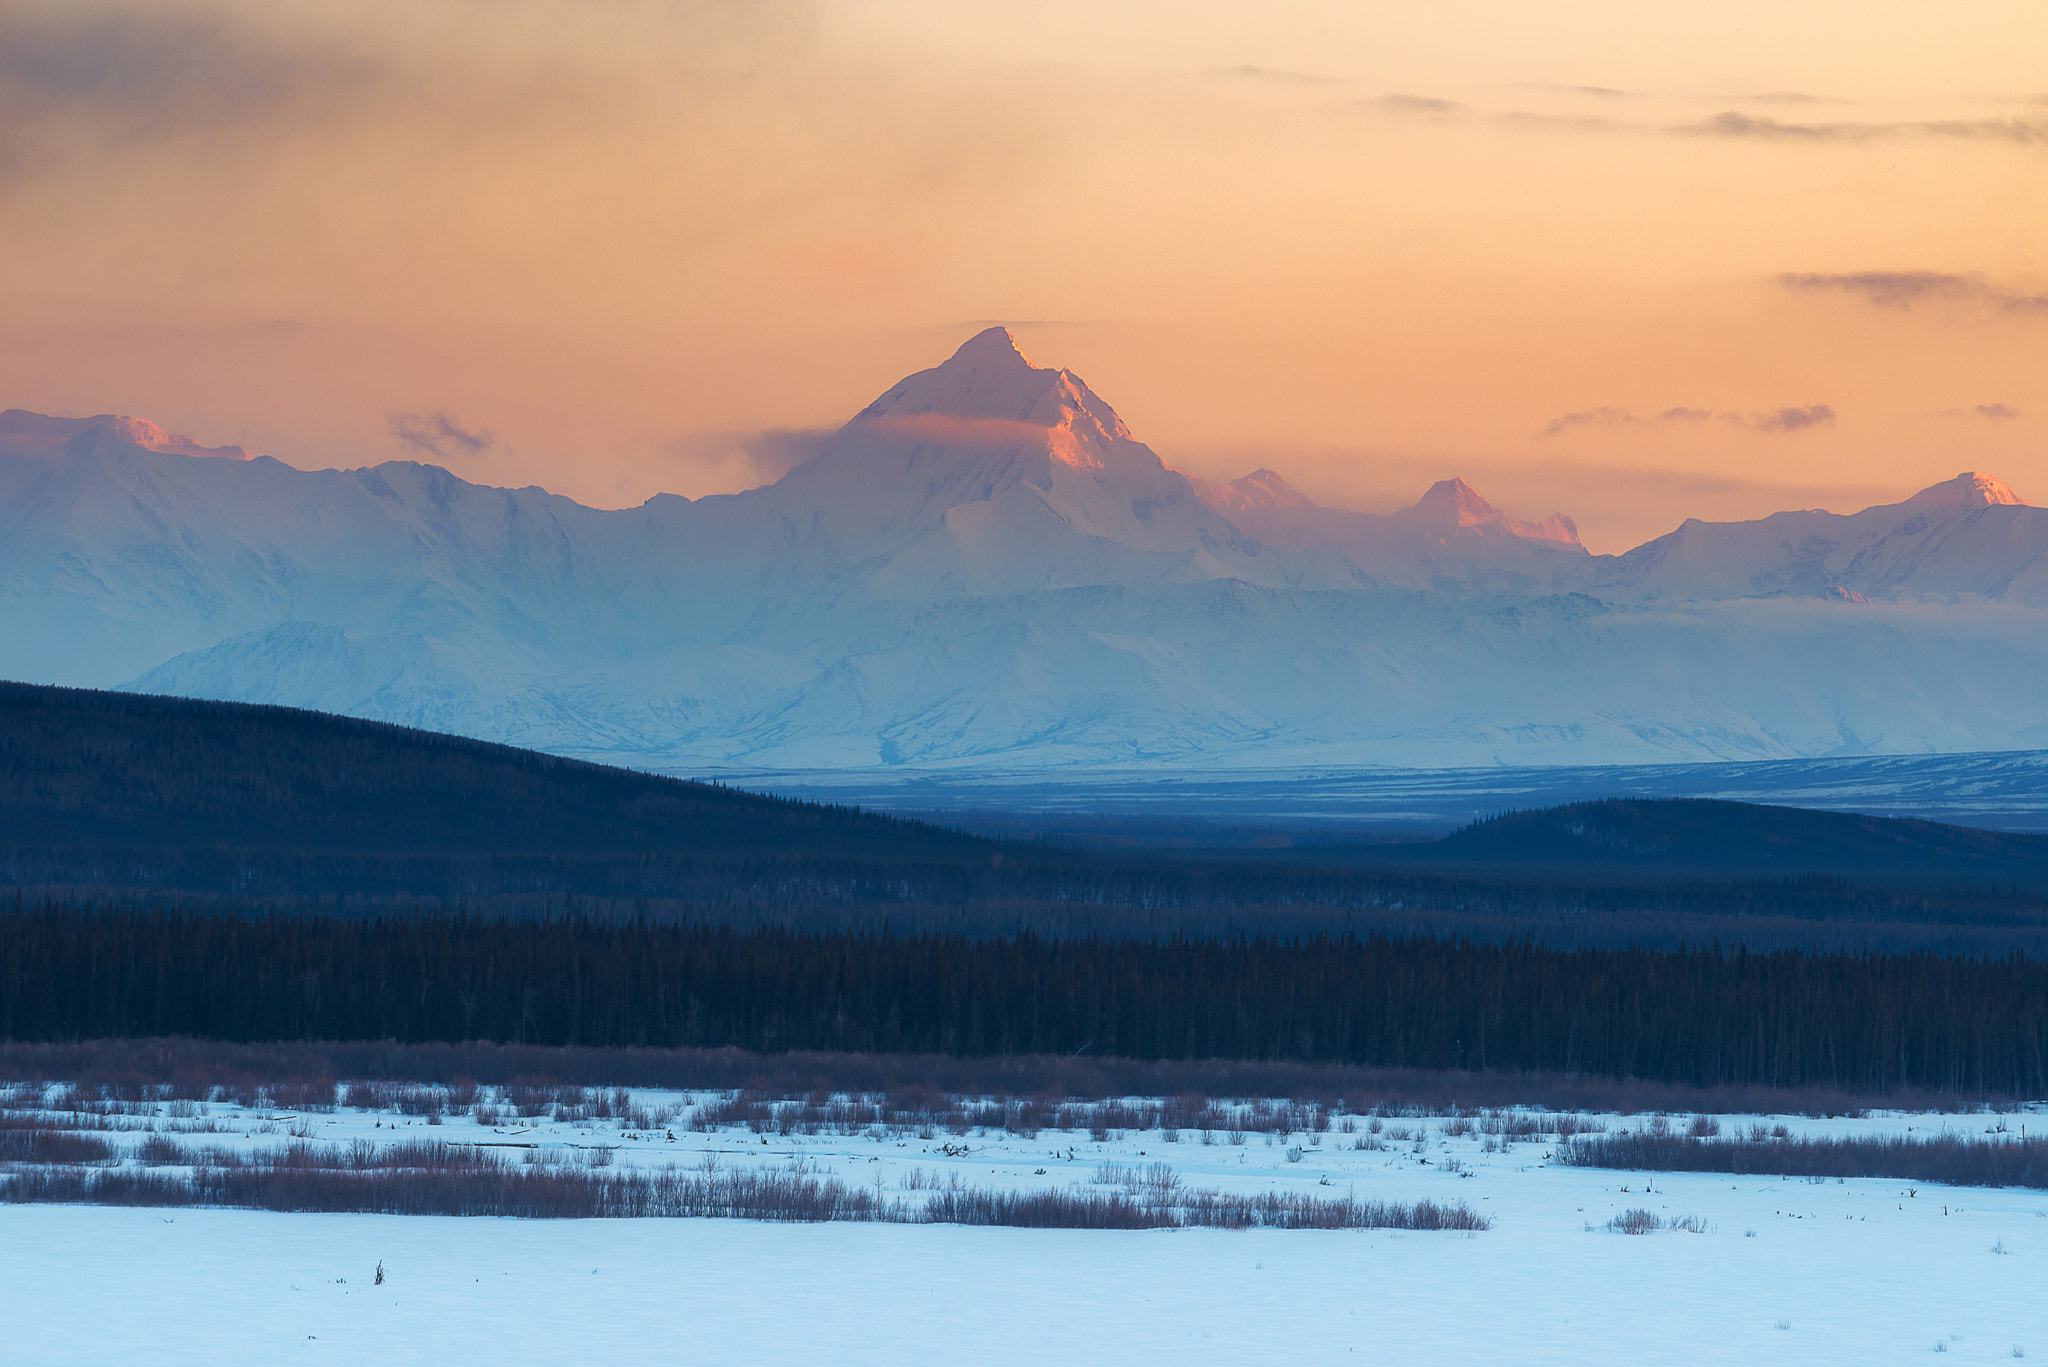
[944,325,1035,371]
[1936,471,2025,508]
[851,327,1134,448]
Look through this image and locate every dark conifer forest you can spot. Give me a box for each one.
[3,906,2043,1095]
[4,680,2048,1099]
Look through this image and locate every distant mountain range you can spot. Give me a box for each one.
[3,329,2045,769]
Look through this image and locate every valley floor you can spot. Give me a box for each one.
[5,1092,2046,1363]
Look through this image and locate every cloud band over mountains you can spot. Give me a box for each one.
[1685,111,2048,143]
[1353,91,2048,148]
[389,412,497,459]
[1541,405,1836,438]
[1781,272,2048,314]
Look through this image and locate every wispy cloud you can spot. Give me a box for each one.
[1745,91,1843,106]
[0,3,688,194]
[1541,405,1834,437]
[1749,404,1834,432]
[1368,93,1462,115]
[1516,82,1641,99]
[1683,110,2048,142]
[660,426,834,491]
[1347,90,2048,150]
[389,411,498,458]
[1540,407,1636,437]
[1935,402,2022,421]
[1211,65,1345,85]
[0,8,388,181]
[1497,109,1629,133]
[1356,90,2046,147]
[1781,271,2048,314]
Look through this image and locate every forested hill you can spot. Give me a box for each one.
[5,682,2047,952]
[0,681,985,863]
[1420,799,2048,879]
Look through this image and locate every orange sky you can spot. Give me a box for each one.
[1,0,2042,550]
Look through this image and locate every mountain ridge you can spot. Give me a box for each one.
[4,326,2046,771]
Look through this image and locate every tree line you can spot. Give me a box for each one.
[3,904,2042,1095]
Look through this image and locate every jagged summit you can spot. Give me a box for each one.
[1193,468,1317,514]
[1400,477,1581,546]
[1599,467,2043,604]
[946,325,1035,371]
[761,328,1264,582]
[1896,472,2025,511]
[851,325,1126,440]
[832,326,1150,485]
[0,409,253,461]
[1407,478,1495,528]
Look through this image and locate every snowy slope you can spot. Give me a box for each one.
[1192,468,1593,594]
[1601,473,2048,605]
[5,331,2048,770]
[745,328,1339,596]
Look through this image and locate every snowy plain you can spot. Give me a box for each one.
[4,1090,2045,1365]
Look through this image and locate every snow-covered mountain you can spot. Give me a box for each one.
[0,408,254,461]
[1191,468,1589,594]
[4,330,2046,770]
[721,327,1353,597]
[1597,472,2048,606]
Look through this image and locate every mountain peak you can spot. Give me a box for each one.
[1192,468,1319,515]
[0,409,254,461]
[1899,471,2025,511]
[1409,477,1495,526]
[1400,477,1582,547]
[847,327,1143,464]
[943,326,1035,372]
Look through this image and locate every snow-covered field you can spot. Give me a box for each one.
[4,1089,2045,1364]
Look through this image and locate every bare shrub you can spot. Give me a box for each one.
[924,1187,1160,1229]
[1559,1132,2048,1190]
[0,1126,115,1164]
[136,1134,185,1166]
[267,1081,337,1113]
[1610,1208,1661,1235]
[391,1086,446,1118]
[1176,1190,1488,1231]
[0,1038,2002,1121]
[0,1169,191,1206]
[1,1138,1490,1232]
